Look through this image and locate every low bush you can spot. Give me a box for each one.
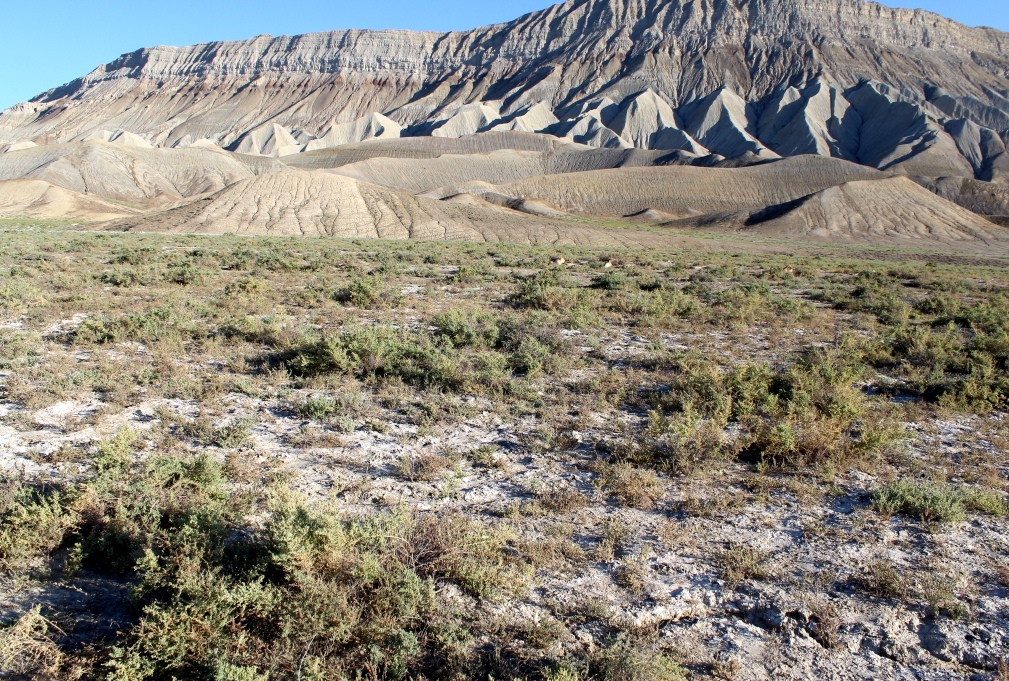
[720,544,771,584]
[335,275,401,308]
[863,559,909,599]
[597,462,665,509]
[592,636,688,681]
[433,308,501,348]
[295,393,356,421]
[285,321,572,393]
[178,416,255,449]
[510,270,571,310]
[286,325,461,390]
[871,479,1008,523]
[0,606,66,679]
[633,341,891,475]
[617,288,701,327]
[100,267,150,287]
[0,478,76,575]
[397,452,453,482]
[0,452,536,680]
[0,330,41,369]
[74,308,197,345]
[0,280,46,312]
[815,271,912,325]
[166,261,208,286]
[217,314,283,346]
[867,321,1009,411]
[592,270,631,291]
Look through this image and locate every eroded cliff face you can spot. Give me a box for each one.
[1,0,1008,178]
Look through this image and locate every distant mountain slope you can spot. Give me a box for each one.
[438,156,885,218]
[1,0,1008,182]
[738,177,1007,246]
[111,169,697,247]
[0,141,285,205]
[0,179,139,221]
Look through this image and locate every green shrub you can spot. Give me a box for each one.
[545,661,582,681]
[74,308,192,345]
[951,293,1009,335]
[287,326,459,390]
[251,251,298,272]
[871,479,1007,523]
[433,309,501,348]
[179,417,254,449]
[0,280,45,311]
[712,283,774,325]
[592,270,630,291]
[296,394,347,421]
[336,276,401,308]
[871,321,1009,412]
[167,261,207,286]
[593,637,687,681]
[447,263,490,284]
[223,277,269,297]
[218,315,282,345]
[509,270,570,310]
[508,336,556,376]
[816,271,911,325]
[960,487,1009,517]
[100,268,147,287]
[105,500,526,680]
[94,427,140,474]
[638,341,889,473]
[110,247,157,266]
[0,480,75,575]
[630,407,731,476]
[0,330,41,369]
[626,289,701,327]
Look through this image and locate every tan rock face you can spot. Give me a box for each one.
[304,113,402,152]
[1,0,1006,172]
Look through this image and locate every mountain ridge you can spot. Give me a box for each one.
[2,0,1009,188]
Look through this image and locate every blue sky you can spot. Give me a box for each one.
[1,0,1007,111]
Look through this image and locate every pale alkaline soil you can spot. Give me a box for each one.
[1,225,1008,681]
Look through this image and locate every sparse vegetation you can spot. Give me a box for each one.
[863,559,909,599]
[871,479,1008,523]
[720,544,771,584]
[1,227,1009,677]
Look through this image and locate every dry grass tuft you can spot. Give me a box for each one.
[0,607,66,679]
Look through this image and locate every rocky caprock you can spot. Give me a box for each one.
[2,0,1009,181]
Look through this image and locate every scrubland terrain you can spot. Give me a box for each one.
[1,221,1007,680]
[2,0,1009,676]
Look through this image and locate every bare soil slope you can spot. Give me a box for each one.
[0,142,285,206]
[734,176,1007,247]
[915,175,1009,220]
[331,150,553,194]
[286,133,569,169]
[114,170,694,247]
[0,179,138,221]
[328,142,686,193]
[450,156,885,218]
